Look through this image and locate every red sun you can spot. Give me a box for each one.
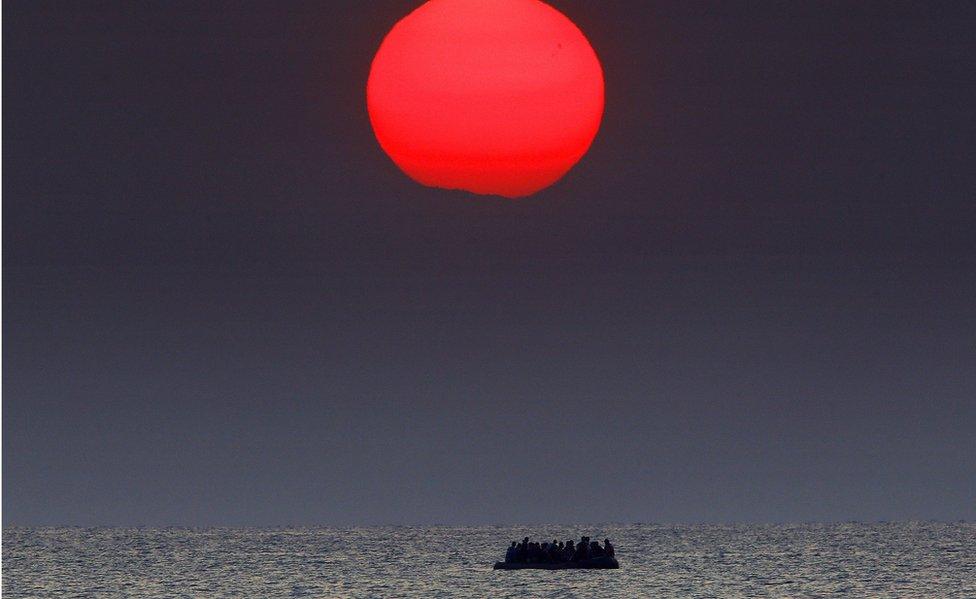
[367,0,605,199]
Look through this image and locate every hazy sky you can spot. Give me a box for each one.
[5,1,975,526]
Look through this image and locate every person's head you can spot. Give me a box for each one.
[511,541,516,547]
[604,538,610,545]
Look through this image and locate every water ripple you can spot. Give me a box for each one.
[4,523,975,598]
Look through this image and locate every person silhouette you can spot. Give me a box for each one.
[590,540,604,557]
[574,536,590,561]
[564,540,575,561]
[505,541,517,563]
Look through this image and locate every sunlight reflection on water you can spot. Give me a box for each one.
[4,523,975,598]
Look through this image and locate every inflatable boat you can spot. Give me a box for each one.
[493,556,619,570]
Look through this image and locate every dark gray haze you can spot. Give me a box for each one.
[4,1,975,525]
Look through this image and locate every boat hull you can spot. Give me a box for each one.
[493,557,619,570]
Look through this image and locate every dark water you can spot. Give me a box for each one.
[4,523,974,597]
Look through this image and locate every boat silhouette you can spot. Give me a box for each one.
[493,556,619,570]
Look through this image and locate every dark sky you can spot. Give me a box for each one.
[4,1,975,526]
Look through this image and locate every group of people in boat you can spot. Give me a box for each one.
[503,536,614,564]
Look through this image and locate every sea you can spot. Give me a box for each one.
[4,523,974,598]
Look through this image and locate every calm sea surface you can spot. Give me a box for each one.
[4,523,974,598]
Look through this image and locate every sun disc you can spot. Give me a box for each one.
[367,0,605,198]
